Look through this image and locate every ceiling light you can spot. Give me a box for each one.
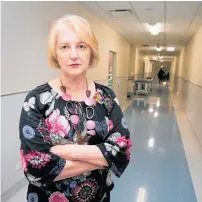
[158,56,163,59]
[167,47,175,51]
[155,47,163,52]
[152,56,158,60]
[148,23,160,35]
[161,65,163,67]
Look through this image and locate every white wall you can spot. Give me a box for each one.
[1,1,132,195]
[174,26,202,86]
[171,26,202,146]
[134,48,144,76]
[177,48,185,77]
[181,26,202,86]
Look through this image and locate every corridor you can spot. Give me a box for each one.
[6,84,202,202]
[111,85,199,202]
[1,1,202,202]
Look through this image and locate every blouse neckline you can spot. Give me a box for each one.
[46,81,100,103]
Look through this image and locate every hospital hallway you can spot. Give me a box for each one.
[1,1,202,202]
[4,83,202,202]
[111,84,202,202]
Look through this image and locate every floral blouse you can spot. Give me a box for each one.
[19,82,132,202]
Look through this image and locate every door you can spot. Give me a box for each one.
[108,51,116,89]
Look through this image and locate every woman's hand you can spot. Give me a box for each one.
[50,145,61,155]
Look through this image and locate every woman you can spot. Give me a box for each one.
[19,14,132,202]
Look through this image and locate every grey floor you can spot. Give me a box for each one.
[111,85,197,202]
[6,84,197,202]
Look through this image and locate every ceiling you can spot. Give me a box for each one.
[80,1,202,57]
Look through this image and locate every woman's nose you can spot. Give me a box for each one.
[69,47,79,60]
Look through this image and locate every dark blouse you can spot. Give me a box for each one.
[19,82,132,202]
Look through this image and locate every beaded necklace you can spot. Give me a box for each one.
[60,77,96,144]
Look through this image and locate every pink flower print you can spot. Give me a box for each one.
[20,150,28,172]
[45,109,70,137]
[49,192,69,202]
[126,138,132,160]
[115,136,128,148]
[26,151,51,169]
[72,179,99,202]
[127,138,132,147]
[109,120,114,131]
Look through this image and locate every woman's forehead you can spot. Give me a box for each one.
[57,25,89,44]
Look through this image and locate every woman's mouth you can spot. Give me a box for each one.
[69,64,81,67]
[69,63,80,67]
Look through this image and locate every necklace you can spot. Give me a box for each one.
[59,77,96,144]
[60,77,95,106]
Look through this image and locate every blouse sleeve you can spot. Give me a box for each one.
[19,90,66,185]
[96,89,132,177]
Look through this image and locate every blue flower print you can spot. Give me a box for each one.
[28,192,38,202]
[22,125,35,139]
[121,117,128,129]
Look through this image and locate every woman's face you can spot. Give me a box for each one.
[56,25,91,77]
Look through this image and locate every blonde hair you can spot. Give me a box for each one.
[47,14,99,69]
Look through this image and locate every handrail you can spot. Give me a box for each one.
[172,74,202,89]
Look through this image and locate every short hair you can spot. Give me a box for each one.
[47,14,99,69]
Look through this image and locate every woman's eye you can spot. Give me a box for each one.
[79,44,86,49]
[61,45,68,50]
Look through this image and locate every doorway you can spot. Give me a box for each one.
[108,51,116,89]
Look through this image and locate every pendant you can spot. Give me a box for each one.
[86,107,94,119]
[85,98,95,106]
[70,115,80,125]
[62,93,72,101]
[86,120,96,130]
[86,90,91,98]
[60,86,66,93]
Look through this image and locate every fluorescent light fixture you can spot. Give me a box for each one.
[152,56,158,60]
[155,47,163,52]
[148,23,160,35]
[167,47,175,51]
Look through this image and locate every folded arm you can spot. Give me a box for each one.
[50,144,109,167]
[54,160,101,182]
[51,90,132,178]
[19,91,101,184]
